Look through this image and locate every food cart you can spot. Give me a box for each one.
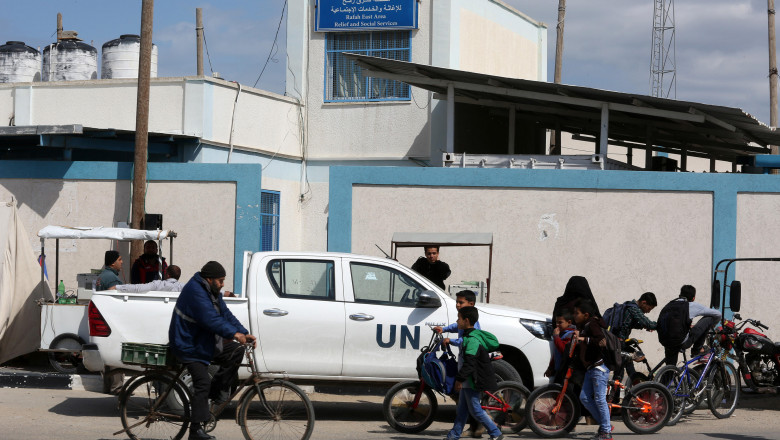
[37,226,176,373]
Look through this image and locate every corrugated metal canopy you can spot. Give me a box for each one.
[346,54,780,162]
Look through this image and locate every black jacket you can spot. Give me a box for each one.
[455,328,498,392]
[578,316,607,368]
[411,257,451,290]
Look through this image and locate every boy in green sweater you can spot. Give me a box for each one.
[445,306,504,440]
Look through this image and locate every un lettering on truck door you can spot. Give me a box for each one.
[342,259,450,378]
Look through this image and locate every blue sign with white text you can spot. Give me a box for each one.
[315,0,418,32]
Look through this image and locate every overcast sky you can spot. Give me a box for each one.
[2,1,774,123]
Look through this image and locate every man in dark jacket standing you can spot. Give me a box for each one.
[169,261,256,440]
[411,245,451,290]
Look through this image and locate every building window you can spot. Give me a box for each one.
[325,31,411,102]
[260,190,280,251]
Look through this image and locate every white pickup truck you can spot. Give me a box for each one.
[82,251,552,388]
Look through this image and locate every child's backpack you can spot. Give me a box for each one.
[602,301,639,336]
[600,327,624,371]
[657,298,692,347]
[417,341,458,394]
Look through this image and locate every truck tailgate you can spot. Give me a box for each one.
[89,291,250,369]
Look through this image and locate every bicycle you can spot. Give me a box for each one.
[525,336,673,437]
[383,330,530,434]
[114,343,315,440]
[654,330,740,425]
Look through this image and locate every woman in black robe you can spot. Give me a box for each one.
[552,275,601,319]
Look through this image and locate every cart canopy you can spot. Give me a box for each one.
[38,226,174,241]
[391,232,493,247]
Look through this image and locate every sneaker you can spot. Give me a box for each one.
[488,435,504,440]
[590,431,612,440]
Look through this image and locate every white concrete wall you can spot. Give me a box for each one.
[303,6,433,160]
[0,87,13,125]
[735,193,780,336]
[0,78,302,159]
[0,179,237,293]
[349,185,714,362]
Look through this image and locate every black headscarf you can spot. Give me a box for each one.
[552,275,602,319]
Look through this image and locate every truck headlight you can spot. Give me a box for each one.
[520,318,551,340]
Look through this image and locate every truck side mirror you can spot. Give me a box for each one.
[710,280,721,309]
[416,290,441,308]
[730,281,741,312]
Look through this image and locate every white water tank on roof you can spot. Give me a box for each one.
[0,41,41,83]
[102,34,158,79]
[42,40,98,81]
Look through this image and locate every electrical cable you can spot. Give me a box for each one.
[253,0,288,88]
[202,27,215,75]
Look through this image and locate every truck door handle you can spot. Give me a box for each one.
[349,313,374,321]
[263,308,289,316]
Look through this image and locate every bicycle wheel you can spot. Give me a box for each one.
[382,380,438,434]
[680,367,702,414]
[629,372,650,387]
[482,380,529,433]
[525,384,580,438]
[119,373,191,440]
[238,380,315,440]
[707,361,740,419]
[621,382,673,434]
[654,365,687,426]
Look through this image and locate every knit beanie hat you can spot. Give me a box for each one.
[105,250,120,266]
[200,261,226,278]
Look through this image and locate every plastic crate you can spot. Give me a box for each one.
[57,296,77,304]
[121,343,170,367]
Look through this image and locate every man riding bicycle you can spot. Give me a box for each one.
[169,261,256,440]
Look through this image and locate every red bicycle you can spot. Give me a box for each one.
[382,331,529,434]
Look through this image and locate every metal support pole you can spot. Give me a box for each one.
[598,103,609,157]
[550,0,566,155]
[55,239,59,287]
[131,0,154,262]
[769,1,778,158]
[40,239,46,297]
[446,83,455,154]
[645,125,654,170]
[508,106,516,154]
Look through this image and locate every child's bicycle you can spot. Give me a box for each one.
[114,342,315,440]
[383,330,530,434]
[525,336,673,438]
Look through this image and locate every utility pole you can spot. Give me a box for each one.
[130,0,154,261]
[769,0,778,157]
[550,0,566,155]
[196,8,204,76]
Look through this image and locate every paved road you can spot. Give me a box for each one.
[0,387,777,440]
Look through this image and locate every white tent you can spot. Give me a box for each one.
[0,202,53,364]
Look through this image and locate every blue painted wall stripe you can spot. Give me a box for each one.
[327,166,780,311]
[0,161,262,294]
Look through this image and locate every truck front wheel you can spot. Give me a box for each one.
[493,359,523,385]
